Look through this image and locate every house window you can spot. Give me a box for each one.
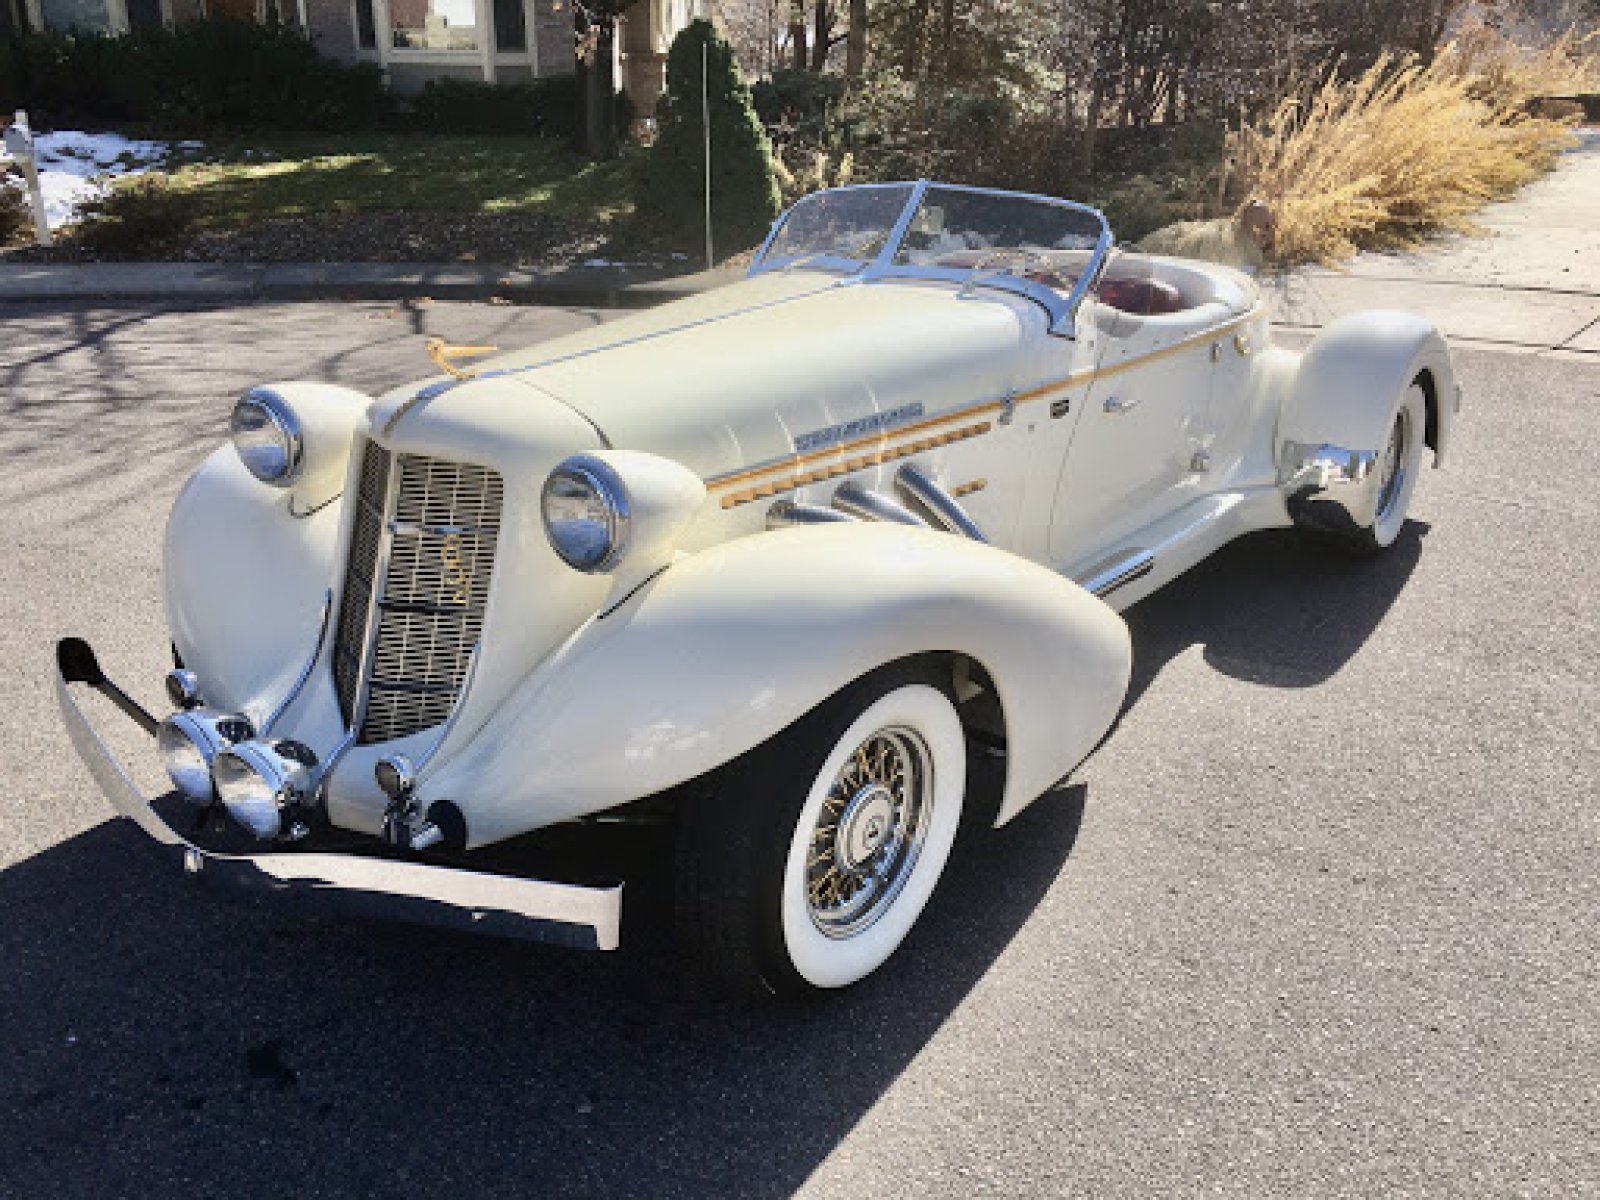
[390,0,477,50]
[353,0,375,47]
[125,0,163,27]
[492,0,523,51]
[39,0,110,29]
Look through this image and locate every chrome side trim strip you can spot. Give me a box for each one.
[54,646,623,952]
[1078,549,1155,598]
[893,462,988,542]
[259,589,333,736]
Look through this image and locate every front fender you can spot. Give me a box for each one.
[421,524,1133,847]
[165,446,341,719]
[1282,310,1456,467]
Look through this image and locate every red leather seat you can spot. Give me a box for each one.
[1098,277,1186,316]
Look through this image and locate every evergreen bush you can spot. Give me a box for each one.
[411,76,581,138]
[634,18,780,256]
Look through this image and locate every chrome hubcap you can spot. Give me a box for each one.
[1375,407,1410,524]
[806,726,932,939]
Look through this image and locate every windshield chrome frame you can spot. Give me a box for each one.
[748,180,1114,336]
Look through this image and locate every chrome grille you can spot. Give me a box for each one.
[332,439,503,745]
[332,439,390,724]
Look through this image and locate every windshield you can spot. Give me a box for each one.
[749,182,1111,331]
[894,186,1106,281]
[759,184,916,265]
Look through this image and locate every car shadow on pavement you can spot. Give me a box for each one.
[0,754,1084,1199]
[1122,520,1429,706]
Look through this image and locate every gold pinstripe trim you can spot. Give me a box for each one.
[702,307,1260,496]
[707,403,1004,492]
[719,422,992,509]
[951,478,987,496]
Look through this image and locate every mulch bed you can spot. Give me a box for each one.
[2,210,668,269]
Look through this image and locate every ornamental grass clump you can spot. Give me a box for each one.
[1228,46,1577,264]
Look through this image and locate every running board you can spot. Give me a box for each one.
[1066,488,1289,608]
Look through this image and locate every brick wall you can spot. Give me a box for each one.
[531,0,571,77]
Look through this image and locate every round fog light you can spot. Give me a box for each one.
[158,710,253,805]
[214,739,319,841]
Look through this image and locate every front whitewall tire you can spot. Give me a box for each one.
[778,684,965,989]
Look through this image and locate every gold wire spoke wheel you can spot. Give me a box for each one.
[805,725,934,939]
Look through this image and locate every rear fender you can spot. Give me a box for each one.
[1281,310,1456,467]
[420,523,1132,848]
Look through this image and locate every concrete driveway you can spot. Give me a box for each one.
[0,293,1596,1197]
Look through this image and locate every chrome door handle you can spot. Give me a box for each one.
[1103,393,1141,414]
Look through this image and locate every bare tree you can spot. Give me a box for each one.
[845,0,867,74]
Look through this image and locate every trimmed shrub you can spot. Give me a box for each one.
[411,75,581,138]
[74,174,198,253]
[1,180,32,245]
[634,19,780,256]
[0,19,388,132]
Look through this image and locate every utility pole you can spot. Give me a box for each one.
[702,40,714,271]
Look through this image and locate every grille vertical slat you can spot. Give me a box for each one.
[331,439,503,745]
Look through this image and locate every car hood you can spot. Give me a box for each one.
[479,271,1043,483]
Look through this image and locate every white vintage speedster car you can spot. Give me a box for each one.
[56,182,1456,995]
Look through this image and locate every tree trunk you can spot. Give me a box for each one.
[936,0,954,76]
[810,0,831,70]
[1081,68,1105,174]
[845,0,866,76]
[902,0,931,74]
[583,17,618,160]
[789,0,808,69]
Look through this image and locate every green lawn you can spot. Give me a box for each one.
[157,133,637,227]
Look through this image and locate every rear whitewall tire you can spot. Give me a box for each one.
[1365,383,1427,552]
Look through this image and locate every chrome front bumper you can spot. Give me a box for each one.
[53,639,622,951]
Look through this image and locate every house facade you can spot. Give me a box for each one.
[3,0,700,113]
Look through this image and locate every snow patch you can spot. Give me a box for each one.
[3,130,204,229]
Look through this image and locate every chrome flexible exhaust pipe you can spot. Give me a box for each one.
[893,463,987,542]
[832,481,929,526]
[767,500,862,530]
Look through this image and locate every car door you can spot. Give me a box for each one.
[1046,304,1215,571]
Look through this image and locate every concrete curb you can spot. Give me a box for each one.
[0,261,745,307]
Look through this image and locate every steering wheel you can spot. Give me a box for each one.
[958,248,1071,294]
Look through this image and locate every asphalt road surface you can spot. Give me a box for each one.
[1,299,1595,1198]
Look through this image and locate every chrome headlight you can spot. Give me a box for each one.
[213,738,319,841]
[231,387,303,487]
[542,454,631,573]
[157,709,254,805]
